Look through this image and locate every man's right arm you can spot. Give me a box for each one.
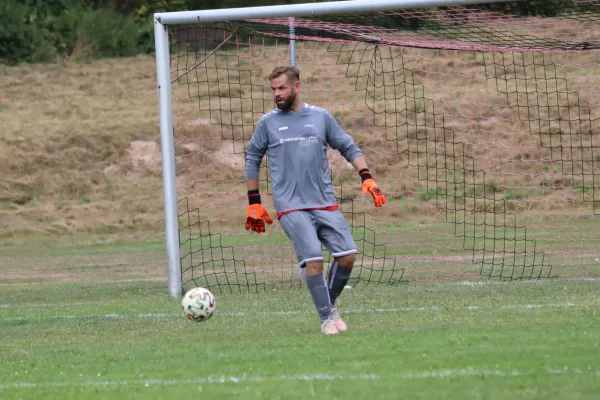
[245,117,268,181]
[245,118,273,232]
[247,179,259,192]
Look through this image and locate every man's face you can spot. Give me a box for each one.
[270,74,298,111]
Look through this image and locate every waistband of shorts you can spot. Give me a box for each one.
[277,205,338,219]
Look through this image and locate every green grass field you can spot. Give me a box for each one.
[2,8,600,398]
[1,234,600,399]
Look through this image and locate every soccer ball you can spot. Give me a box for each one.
[181,287,216,322]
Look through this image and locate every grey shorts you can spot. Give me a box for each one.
[279,209,358,268]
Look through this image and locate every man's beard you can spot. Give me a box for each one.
[276,91,297,111]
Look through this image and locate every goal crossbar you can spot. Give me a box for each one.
[154,0,516,25]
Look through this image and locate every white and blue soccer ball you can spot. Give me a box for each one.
[181,287,216,322]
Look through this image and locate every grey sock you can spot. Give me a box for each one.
[328,260,352,305]
[306,273,332,322]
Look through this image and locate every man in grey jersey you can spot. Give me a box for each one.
[245,66,386,335]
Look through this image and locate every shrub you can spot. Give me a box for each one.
[0,1,54,64]
[73,8,147,58]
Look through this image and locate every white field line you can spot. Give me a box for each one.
[0,302,594,322]
[0,301,95,309]
[1,367,598,390]
[446,277,600,286]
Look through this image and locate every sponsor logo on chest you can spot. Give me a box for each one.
[279,136,318,145]
[275,120,319,146]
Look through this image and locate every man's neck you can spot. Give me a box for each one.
[287,100,304,113]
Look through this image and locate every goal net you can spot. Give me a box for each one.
[155,0,600,295]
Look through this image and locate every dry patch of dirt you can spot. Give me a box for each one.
[128,140,162,170]
[211,141,246,169]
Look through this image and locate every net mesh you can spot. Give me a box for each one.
[168,0,600,293]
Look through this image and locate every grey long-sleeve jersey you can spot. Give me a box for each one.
[245,103,363,215]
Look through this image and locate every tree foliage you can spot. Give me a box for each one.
[0,0,186,64]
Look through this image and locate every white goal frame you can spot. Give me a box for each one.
[153,0,518,297]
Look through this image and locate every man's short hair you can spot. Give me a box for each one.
[269,66,300,83]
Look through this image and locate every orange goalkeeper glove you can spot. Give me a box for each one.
[245,190,273,233]
[359,169,387,207]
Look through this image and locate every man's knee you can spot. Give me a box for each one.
[304,261,324,275]
[336,254,355,269]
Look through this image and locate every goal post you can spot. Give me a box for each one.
[154,17,182,297]
[154,0,600,297]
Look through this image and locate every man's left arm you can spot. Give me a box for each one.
[325,112,387,208]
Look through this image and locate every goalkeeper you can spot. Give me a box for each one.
[244,66,386,335]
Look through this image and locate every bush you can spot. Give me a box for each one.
[0,1,54,64]
[0,2,151,64]
[72,8,147,58]
[473,0,578,17]
[45,7,82,55]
